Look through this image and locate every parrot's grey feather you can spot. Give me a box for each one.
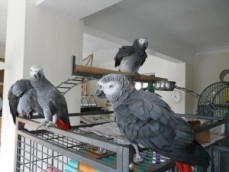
[48,91,70,126]
[8,79,43,124]
[28,89,44,115]
[114,38,148,73]
[114,46,135,67]
[96,74,210,168]
[8,85,18,123]
[30,65,71,128]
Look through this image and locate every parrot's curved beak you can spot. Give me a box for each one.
[95,89,106,98]
[34,72,42,81]
[16,90,23,97]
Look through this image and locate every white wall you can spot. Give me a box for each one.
[185,63,195,114]
[0,46,5,59]
[0,0,83,171]
[194,51,229,93]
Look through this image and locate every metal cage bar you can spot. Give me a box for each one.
[15,118,177,172]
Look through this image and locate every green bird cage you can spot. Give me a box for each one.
[197,82,229,118]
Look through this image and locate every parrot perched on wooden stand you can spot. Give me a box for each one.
[114,38,148,73]
[8,79,43,129]
[29,65,71,130]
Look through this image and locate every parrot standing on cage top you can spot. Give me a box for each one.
[29,65,71,130]
[8,79,43,126]
[95,74,211,172]
[114,38,148,73]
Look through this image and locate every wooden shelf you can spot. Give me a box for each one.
[71,56,168,82]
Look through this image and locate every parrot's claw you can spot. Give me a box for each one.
[95,148,107,155]
[134,155,144,163]
[36,121,48,130]
[26,113,31,119]
[45,121,56,128]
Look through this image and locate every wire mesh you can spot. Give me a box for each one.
[198,82,229,117]
[16,134,69,172]
[16,127,176,172]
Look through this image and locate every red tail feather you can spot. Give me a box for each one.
[56,118,71,130]
[176,162,192,172]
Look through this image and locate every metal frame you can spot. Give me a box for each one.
[15,115,229,172]
[14,117,178,172]
[15,118,131,172]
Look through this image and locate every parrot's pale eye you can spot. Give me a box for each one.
[109,85,113,88]
[139,39,145,44]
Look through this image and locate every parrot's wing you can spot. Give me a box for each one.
[49,99,57,115]
[117,93,194,154]
[8,85,18,124]
[140,52,148,66]
[119,99,175,153]
[28,89,43,116]
[141,91,172,111]
[114,46,135,67]
[49,90,71,128]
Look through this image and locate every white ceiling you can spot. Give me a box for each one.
[83,0,229,55]
[1,0,229,61]
[36,0,122,20]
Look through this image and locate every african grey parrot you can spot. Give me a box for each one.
[114,38,148,73]
[8,79,43,127]
[29,65,71,130]
[95,74,210,171]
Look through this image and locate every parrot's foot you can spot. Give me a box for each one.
[134,155,144,163]
[36,121,48,130]
[36,121,56,130]
[95,148,107,155]
[138,144,145,148]
[19,113,31,119]
[25,113,32,119]
[133,72,140,76]
[132,144,143,163]
[45,121,56,128]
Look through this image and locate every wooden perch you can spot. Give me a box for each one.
[72,56,167,82]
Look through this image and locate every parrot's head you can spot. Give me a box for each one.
[30,65,44,81]
[134,38,148,50]
[95,74,133,102]
[12,87,23,97]
[11,80,28,97]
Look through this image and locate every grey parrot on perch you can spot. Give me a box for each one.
[8,79,43,126]
[114,38,148,73]
[95,74,210,172]
[29,65,71,130]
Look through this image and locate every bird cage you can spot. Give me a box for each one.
[197,82,229,118]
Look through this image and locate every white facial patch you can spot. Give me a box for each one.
[102,81,120,97]
[30,65,43,77]
[138,38,146,45]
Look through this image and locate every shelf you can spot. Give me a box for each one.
[72,56,168,82]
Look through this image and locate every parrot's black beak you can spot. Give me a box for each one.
[144,41,148,49]
[16,90,23,97]
[34,72,42,81]
[95,89,106,98]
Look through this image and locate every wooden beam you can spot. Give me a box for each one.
[72,56,167,82]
